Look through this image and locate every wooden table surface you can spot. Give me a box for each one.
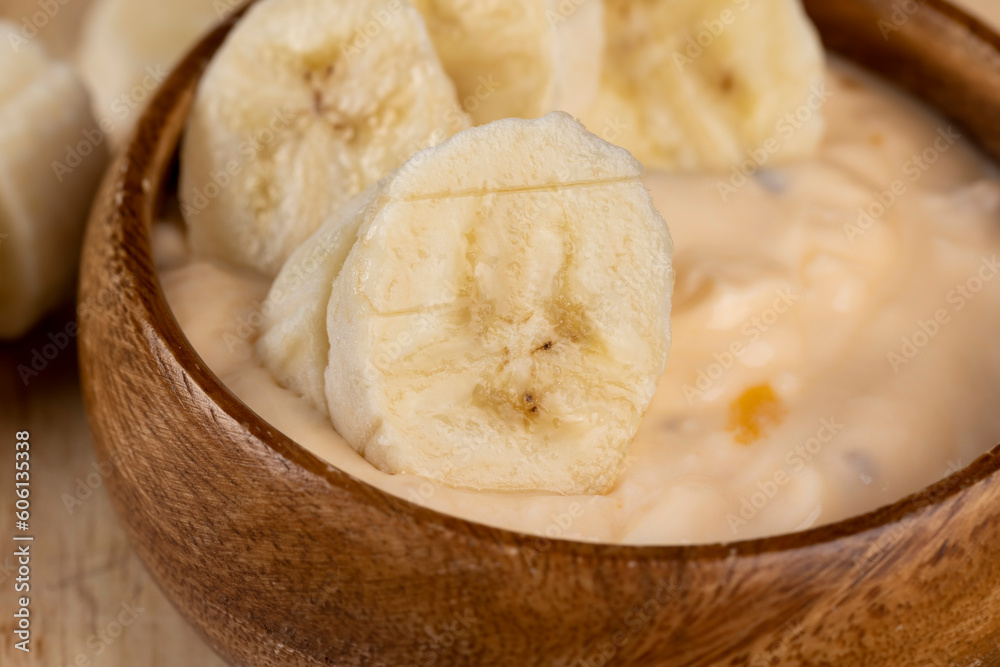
[0,308,227,667]
[1,0,999,665]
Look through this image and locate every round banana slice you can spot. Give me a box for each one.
[260,112,674,494]
[0,22,108,340]
[76,0,222,150]
[409,0,605,124]
[583,0,826,172]
[180,0,470,277]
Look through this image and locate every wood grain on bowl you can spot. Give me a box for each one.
[79,1,1000,665]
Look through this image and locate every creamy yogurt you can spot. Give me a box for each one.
[158,60,1000,545]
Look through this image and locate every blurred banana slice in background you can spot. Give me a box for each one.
[0,0,91,58]
[409,0,604,124]
[179,0,470,277]
[582,0,826,172]
[0,20,108,339]
[75,0,224,149]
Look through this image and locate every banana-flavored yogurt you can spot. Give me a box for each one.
[158,61,1000,545]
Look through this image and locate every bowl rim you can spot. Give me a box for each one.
[118,0,1000,562]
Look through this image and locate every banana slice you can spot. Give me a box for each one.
[260,112,674,494]
[180,0,470,277]
[76,0,223,149]
[408,0,604,124]
[583,0,826,171]
[0,22,108,339]
[256,186,381,414]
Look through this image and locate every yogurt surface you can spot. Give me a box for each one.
[158,60,1000,545]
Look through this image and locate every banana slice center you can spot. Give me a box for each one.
[365,182,648,451]
[303,64,358,141]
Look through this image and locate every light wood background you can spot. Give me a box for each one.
[0,0,998,665]
[0,306,227,666]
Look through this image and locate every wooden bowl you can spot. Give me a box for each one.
[79,1,1000,664]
